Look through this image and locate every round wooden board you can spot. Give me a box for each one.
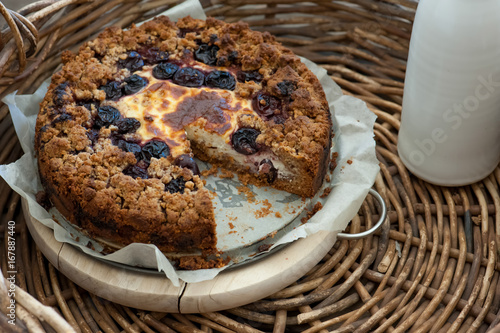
[22,198,337,313]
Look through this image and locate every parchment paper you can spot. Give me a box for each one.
[0,0,379,287]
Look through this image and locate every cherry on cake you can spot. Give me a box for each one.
[35,16,333,268]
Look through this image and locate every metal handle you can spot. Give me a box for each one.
[337,188,387,240]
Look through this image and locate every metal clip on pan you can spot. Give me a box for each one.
[337,188,387,240]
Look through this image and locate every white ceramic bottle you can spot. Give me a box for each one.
[398,0,500,186]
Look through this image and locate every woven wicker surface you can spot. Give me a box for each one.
[1,0,499,332]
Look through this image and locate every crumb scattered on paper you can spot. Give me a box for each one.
[219,169,234,179]
[330,152,338,172]
[201,164,218,176]
[258,243,273,252]
[255,199,274,218]
[320,187,332,198]
[237,185,256,202]
[281,202,297,215]
[301,202,324,224]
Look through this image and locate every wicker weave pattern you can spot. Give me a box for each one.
[1,0,500,332]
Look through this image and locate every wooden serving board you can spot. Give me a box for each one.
[22,199,337,313]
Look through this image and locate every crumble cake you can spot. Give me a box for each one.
[34,16,333,267]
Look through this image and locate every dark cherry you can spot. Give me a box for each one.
[231,128,261,155]
[86,129,100,144]
[117,140,142,158]
[116,117,141,134]
[51,113,72,124]
[94,106,120,128]
[100,81,123,100]
[39,124,49,134]
[174,154,200,175]
[165,177,186,194]
[205,71,236,90]
[194,43,219,66]
[140,47,169,64]
[259,159,277,183]
[140,139,170,162]
[252,92,281,118]
[123,160,149,179]
[236,70,263,83]
[119,51,144,72]
[152,62,179,80]
[53,83,69,106]
[77,100,99,112]
[209,34,218,43]
[277,80,296,97]
[228,50,238,62]
[172,67,205,87]
[123,74,148,95]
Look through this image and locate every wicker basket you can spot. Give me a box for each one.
[1,0,500,332]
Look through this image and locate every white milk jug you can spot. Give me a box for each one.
[398,0,500,186]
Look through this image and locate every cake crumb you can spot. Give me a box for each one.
[86,241,97,252]
[201,164,219,176]
[237,185,256,202]
[258,243,273,252]
[347,159,353,165]
[228,222,235,229]
[320,187,332,198]
[301,202,324,224]
[472,216,481,225]
[275,212,282,218]
[452,192,463,205]
[219,169,234,179]
[237,173,251,186]
[330,152,339,172]
[254,199,273,218]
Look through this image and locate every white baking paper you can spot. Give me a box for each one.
[0,0,379,287]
